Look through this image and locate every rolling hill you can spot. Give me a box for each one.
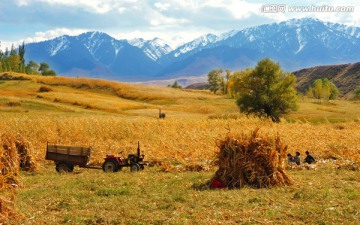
[1,72,360,123]
[294,62,360,97]
[0,72,236,117]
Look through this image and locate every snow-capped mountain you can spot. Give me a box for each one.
[24,18,360,81]
[25,31,171,79]
[158,18,360,76]
[173,34,218,58]
[130,38,172,61]
[48,36,70,57]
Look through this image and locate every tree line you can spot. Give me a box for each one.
[0,41,56,76]
[306,78,338,102]
[206,58,359,122]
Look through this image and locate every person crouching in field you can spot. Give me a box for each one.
[304,151,316,164]
[287,153,295,164]
[294,151,301,165]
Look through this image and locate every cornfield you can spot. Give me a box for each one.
[0,114,359,170]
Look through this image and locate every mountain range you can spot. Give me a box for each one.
[24,18,360,81]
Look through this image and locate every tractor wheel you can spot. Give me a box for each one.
[56,161,73,173]
[102,160,119,172]
[130,163,140,172]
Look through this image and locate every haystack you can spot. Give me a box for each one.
[210,128,293,188]
[0,134,36,223]
[0,134,19,223]
[14,135,37,172]
[0,134,19,185]
[0,134,37,177]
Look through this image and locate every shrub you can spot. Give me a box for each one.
[38,85,52,92]
[6,101,21,107]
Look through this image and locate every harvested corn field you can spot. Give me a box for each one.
[0,73,359,224]
[0,115,359,170]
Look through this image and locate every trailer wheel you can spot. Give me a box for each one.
[56,161,73,173]
[102,160,119,172]
[130,163,140,172]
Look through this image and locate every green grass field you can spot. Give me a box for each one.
[13,163,359,225]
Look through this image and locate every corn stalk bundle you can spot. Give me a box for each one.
[210,128,293,188]
[0,134,19,222]
[0,134,36,222]
[0,134,20,186]
[14,135,37,172]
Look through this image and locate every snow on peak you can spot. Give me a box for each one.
[129,38,146,48]
[218,30,238,41]
[295,28,307,54]
[49,36,70,56]
[283,17,322,27]
[129,37,172,60]
[150,37,171,48]
[173,33,218,57]
[326,22,360,39]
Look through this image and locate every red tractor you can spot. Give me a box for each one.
[102,141,146,172]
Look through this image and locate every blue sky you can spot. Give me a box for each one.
[0,0,359,50]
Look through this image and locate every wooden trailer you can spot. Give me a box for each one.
[45,143,92,172]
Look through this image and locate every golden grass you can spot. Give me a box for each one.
[1,73,233,117]
[38,90,146,113]
[0,114,359,171]
[0,73,359,167]
[35,76,218,102]
[287,99,360,123]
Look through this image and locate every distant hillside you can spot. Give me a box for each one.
[294,62,360,97]
[0,72,233,117]
[185,82,211,90]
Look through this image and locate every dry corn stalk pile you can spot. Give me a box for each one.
[0,134,19,187]
[0,134,37,222]
[0,134,18,222]
[211,128,293,188]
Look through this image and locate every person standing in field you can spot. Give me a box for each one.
[304,150,316,164]
[294,151,301,165]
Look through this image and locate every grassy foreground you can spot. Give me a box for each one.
[12,163,360,225]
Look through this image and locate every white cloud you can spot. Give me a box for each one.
[30,28,89,41]
[16,0,137,14]
[16,0,29,6]
[0,28,90,50]
[154,2,170,11]
[204,0,261,19]
[4,0,360,51]
[149,15,189,27]
[0,27,88,51]
[41,0,113,14]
